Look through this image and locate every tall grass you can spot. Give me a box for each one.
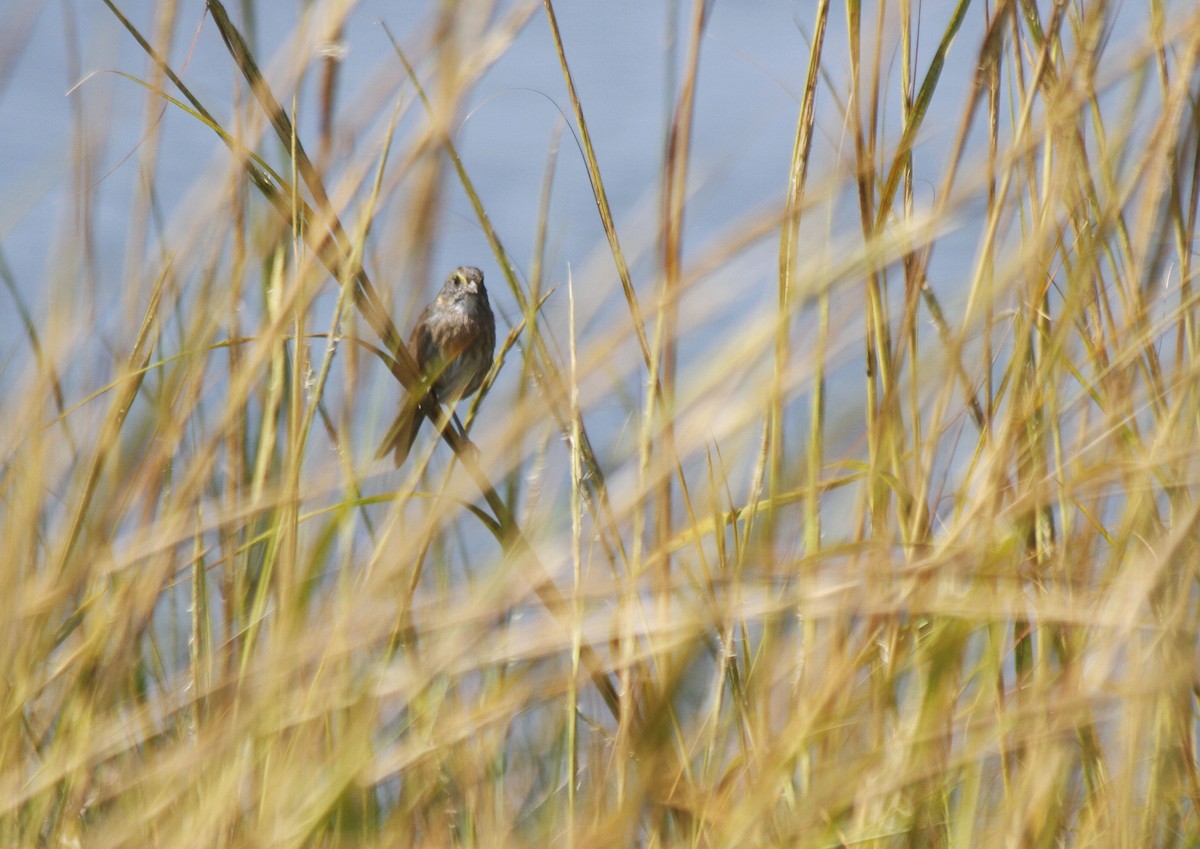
[4,0,1200,845]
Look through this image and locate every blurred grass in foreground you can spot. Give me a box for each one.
[4,0,1200,846]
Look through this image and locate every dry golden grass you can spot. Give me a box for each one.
[4,0,1200,846]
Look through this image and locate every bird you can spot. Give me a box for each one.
[375,266,496,467]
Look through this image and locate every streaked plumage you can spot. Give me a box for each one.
[376,266,495,467]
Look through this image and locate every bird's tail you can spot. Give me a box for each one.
[375,405,423,468]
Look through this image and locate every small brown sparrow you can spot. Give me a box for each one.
[376,266,496,467]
